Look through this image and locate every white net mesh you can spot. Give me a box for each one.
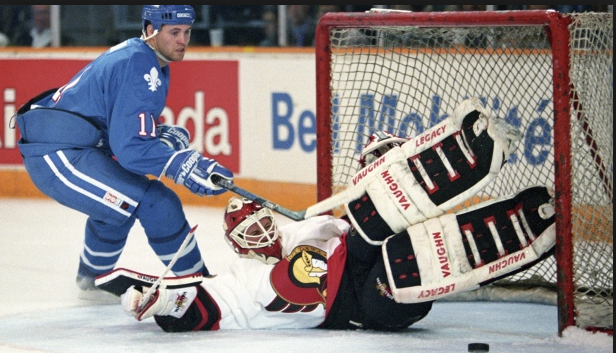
[567,12,613,330]
[320,11,612,332]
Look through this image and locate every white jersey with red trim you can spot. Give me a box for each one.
[201,215,351,330]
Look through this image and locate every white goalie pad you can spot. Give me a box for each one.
[381,186,556,304]
[344,97,522,245]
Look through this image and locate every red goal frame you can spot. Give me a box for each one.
[314,10,611,336]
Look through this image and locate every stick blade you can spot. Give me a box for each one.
[94,268,203,296]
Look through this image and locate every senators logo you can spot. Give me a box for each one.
[266,245,328,313]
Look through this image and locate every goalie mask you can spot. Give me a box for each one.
[223,197,282,264]
[359,131,408,168]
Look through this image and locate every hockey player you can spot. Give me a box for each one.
[109,98,557,332]
[114,187,555,332]
[14,5,233,302]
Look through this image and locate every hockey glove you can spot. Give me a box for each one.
[164,150,233,196]
[157,124,190,151]
[121,285,198,321]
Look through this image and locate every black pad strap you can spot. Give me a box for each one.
[406,110,500,206]
[347,193,394,243]
[456,186,554,266]
[383,230,422,289]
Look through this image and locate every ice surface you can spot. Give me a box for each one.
[0,198,612,353]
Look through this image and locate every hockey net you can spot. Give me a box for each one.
[314,10,613,335]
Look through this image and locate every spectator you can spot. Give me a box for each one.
[422,5,449,11]
[10,5,73,47]
[259,7,278,47]
[526,5,551,10]
[1,5,29,46]
[460,5,487,11]
[12,5,52,47]
[286,5,315,47]
[1,6,13,44]
[458,6,489,48]
[0,32,8,47]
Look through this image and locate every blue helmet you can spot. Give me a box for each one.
[141,5,196,32]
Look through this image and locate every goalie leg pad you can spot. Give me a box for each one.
[400,97,521,213]
[345,156,420,245]
[456,185,556,268]
[382,185,556,304]
[345,98,522,246]
[383,218,478,303]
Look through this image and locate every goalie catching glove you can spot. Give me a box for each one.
[122,284,199,321]
[163,150,233,196]
[345,97,522,245]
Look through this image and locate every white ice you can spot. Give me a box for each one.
[0,198,612,353]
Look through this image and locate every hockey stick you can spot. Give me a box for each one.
[212,176,363,221]
[213,99,514,223]
[212,176,306,221]
[137,225,197,311]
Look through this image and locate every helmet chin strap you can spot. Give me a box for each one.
[141,30,171,64]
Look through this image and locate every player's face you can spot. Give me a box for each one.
[152,24,192,63]
[243,216,276,248]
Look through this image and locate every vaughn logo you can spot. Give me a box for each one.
[352,155,385,185]
[431,232,451,278]
[380,170,411,211]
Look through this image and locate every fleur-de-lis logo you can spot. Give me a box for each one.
[144,67,161,92]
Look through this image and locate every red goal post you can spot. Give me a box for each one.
[314,10,613,335]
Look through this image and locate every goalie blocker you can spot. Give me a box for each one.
[382,185,556,304]
[345,97,522,245]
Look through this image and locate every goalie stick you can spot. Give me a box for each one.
[212,175,361,221]
[95,268,203,297]
[137,224,197,311]
[213,98,519,225]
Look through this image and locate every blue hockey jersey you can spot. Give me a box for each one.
[22,38,177,178]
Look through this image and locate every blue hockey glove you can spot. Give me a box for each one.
[164,150,233,196]
[157,124,190,151]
